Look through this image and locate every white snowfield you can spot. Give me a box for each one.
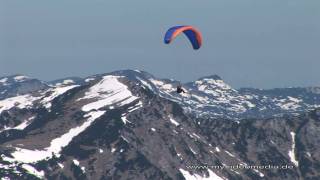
[288,132,299,167]
[73,159,80,166]
[137,77,154,91]
[14,75,29,82]
[215,147,221,152]
[0,95,41,114]
[73,159,86,172]
[0,116,35,133]
[121,101,143,124]
[54,79,75,86]
[224,150,235,158]
[12,117,34,130]
[0,77,8,84]
[58,163,64,169]
[121,115,131,124]
[0,157,45,179]
[253,169,265,177]
[10,111,105,163]
[41,85,79,109]
[275,96,302,110]
[191,79,253,113]
[150,79,175,92]
[149,79,182,103]
[179,168,225,180]
[79,75,139,112]
[149,77,252,116]
[189,146,198,155]
[128,101,143,112]
[0,84,78,115]
[85,77,95,82]
[21,164,45,179]
[147,76,317,119]
[195,78,232,95]
[168,116,180,126]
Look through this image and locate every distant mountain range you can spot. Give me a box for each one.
[2,70,319,119]
[0,70,319,179]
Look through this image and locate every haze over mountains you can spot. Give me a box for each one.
[0,70,319,179]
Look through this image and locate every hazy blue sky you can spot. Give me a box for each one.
[0,0,319,88]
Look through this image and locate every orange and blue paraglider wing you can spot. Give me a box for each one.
[164,25,202,50]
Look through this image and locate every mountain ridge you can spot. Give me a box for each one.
[1,70,320,120]
[0,71,320,179]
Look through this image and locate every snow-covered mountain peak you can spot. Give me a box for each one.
[0,75,48,100]
[0,77,9,85]
[13,75,29,82]
[78,75,139,112]
[49,77,85,87]
[0,75,30,85]
[194,78,232,91]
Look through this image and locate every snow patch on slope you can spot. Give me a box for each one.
[169,116,180,126]
[121,115,131,124]
[0,95,41,114]
[0,78,8,85]
[224,150,235,157]
[0,116,35,132]
[150,79,175,92]
[14,76,28,82]
[73,159,86,172]
[253,169,265,177]
[120,101,143,125]
[55,79,75,86]
[215,147,221,152]
[137,77,154,91]
[85,78,95,82]
[79,75,138,112]
[41,85,79,109]
[190,148,198,155]
[21,164,45,179]
[73,159,80,166]
[288,132,299,166]
[275,96,303,110]
[10,111,105,163]
[13,116,35,130]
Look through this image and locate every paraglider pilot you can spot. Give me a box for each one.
[176,85,186,94]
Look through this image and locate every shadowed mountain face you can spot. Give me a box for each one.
[0,70,319,180]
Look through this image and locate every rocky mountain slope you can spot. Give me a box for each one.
[0,70,319,179]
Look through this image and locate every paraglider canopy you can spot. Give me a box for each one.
[164,25,202,50]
